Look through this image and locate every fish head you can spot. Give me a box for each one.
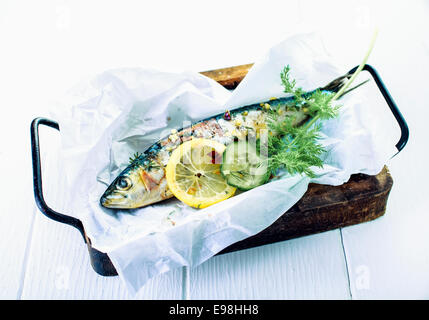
[100,165,170,209]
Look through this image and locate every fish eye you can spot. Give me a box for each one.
[116,177,132,190]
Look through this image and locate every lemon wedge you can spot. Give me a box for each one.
[166,138,236,208]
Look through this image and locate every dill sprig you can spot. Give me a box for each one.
[268,123,325,177]
[267,66,339,178]
[129,152,143,166]
[129,152,161,171]
[269,29,378,178]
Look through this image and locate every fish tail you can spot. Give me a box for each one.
[320,72,370,99]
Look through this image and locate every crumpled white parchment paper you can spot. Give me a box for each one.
[51,33,398,294]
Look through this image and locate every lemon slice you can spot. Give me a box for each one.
[166,138,236,208]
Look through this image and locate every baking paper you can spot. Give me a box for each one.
[51,33,399,294]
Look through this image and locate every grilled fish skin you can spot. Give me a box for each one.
[100,74,353,209]
[100,96,309,209]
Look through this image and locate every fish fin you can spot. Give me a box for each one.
[336,79,370,99]
[320,73,370,99]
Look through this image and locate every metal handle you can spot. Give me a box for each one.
[31,117,85,241]
[348,64,409,155]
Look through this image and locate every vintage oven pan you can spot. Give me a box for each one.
[31,64,408,276]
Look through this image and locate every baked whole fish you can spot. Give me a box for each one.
[100,73,355,209]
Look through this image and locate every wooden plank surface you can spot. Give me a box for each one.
[0,117,37,299]
[190,231,351,299]
[1,0,429,300]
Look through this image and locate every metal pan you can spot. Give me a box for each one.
[30,65,409,276]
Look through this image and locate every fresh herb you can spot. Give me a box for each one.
[129,152,143,166]
[129,152,160,171]
[146,160,161,171]
[267,26,378,178]
[267,66,340,178]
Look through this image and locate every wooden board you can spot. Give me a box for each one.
[201,63,254,89]
[220,167,392,254]
[82,63,394,276]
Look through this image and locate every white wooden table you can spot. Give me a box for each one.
[1,0,428,299]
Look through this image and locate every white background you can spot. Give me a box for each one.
[0,0,428,299]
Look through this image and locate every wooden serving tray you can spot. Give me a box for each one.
[201,63,254,89]
[32,63,403,277]
[221,166,392,254]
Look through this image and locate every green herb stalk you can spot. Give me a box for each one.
[267,30,378,178]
